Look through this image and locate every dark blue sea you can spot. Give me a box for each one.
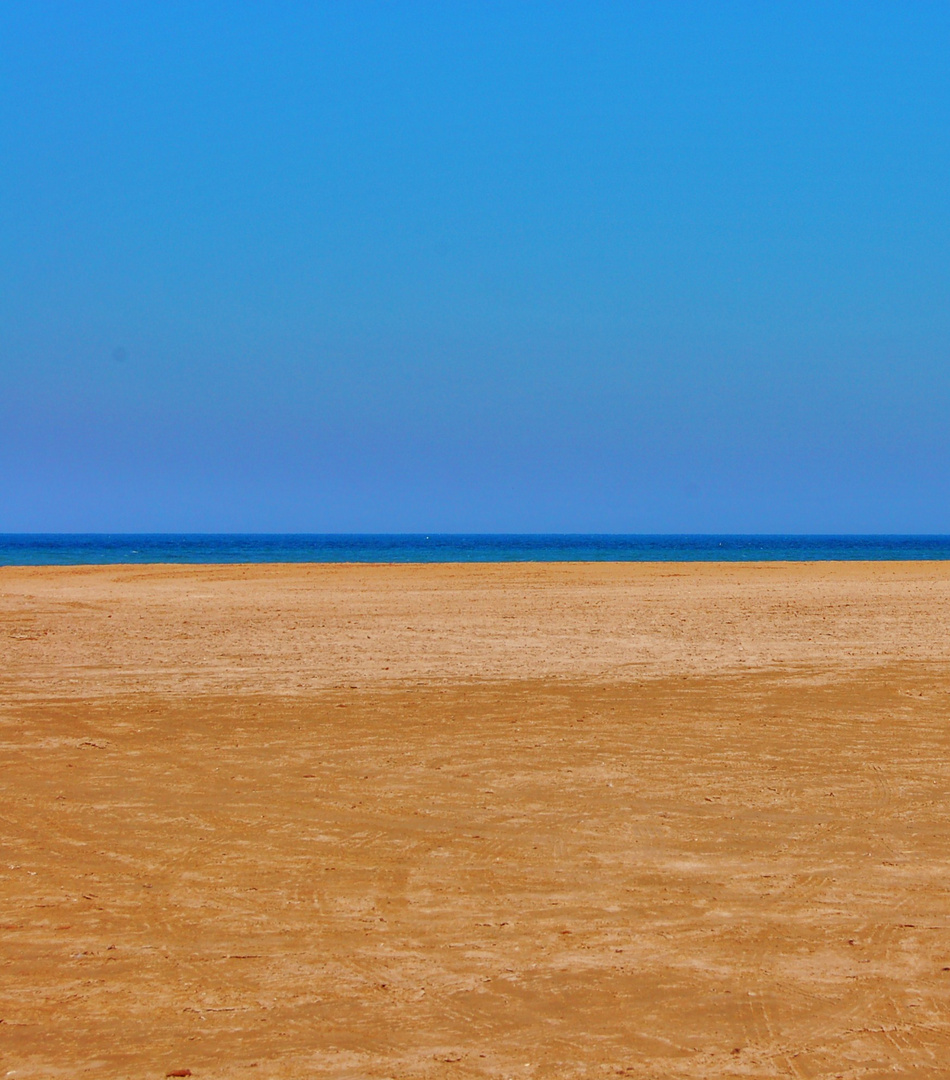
[2,534,950,565]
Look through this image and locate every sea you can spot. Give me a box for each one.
[2,534,950,565]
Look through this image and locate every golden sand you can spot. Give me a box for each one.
[3,562,950,1078]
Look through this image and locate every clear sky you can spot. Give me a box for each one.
[2,2,950,533]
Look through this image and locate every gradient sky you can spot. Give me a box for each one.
[3,2,950,532]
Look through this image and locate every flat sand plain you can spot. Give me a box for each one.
[3,562,950,1079]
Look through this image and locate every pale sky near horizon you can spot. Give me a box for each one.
[3,2,950,533]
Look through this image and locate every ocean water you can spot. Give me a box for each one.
[2,534,950,565]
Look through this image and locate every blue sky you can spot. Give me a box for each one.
[2,2,950,532]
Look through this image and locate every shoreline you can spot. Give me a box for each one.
[4,561,950,698]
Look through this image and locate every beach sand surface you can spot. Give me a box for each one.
[3,562,950,1078]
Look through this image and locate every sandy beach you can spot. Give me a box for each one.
[4,561,950,1078]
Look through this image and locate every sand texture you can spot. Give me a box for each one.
[3,562,950,1078]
